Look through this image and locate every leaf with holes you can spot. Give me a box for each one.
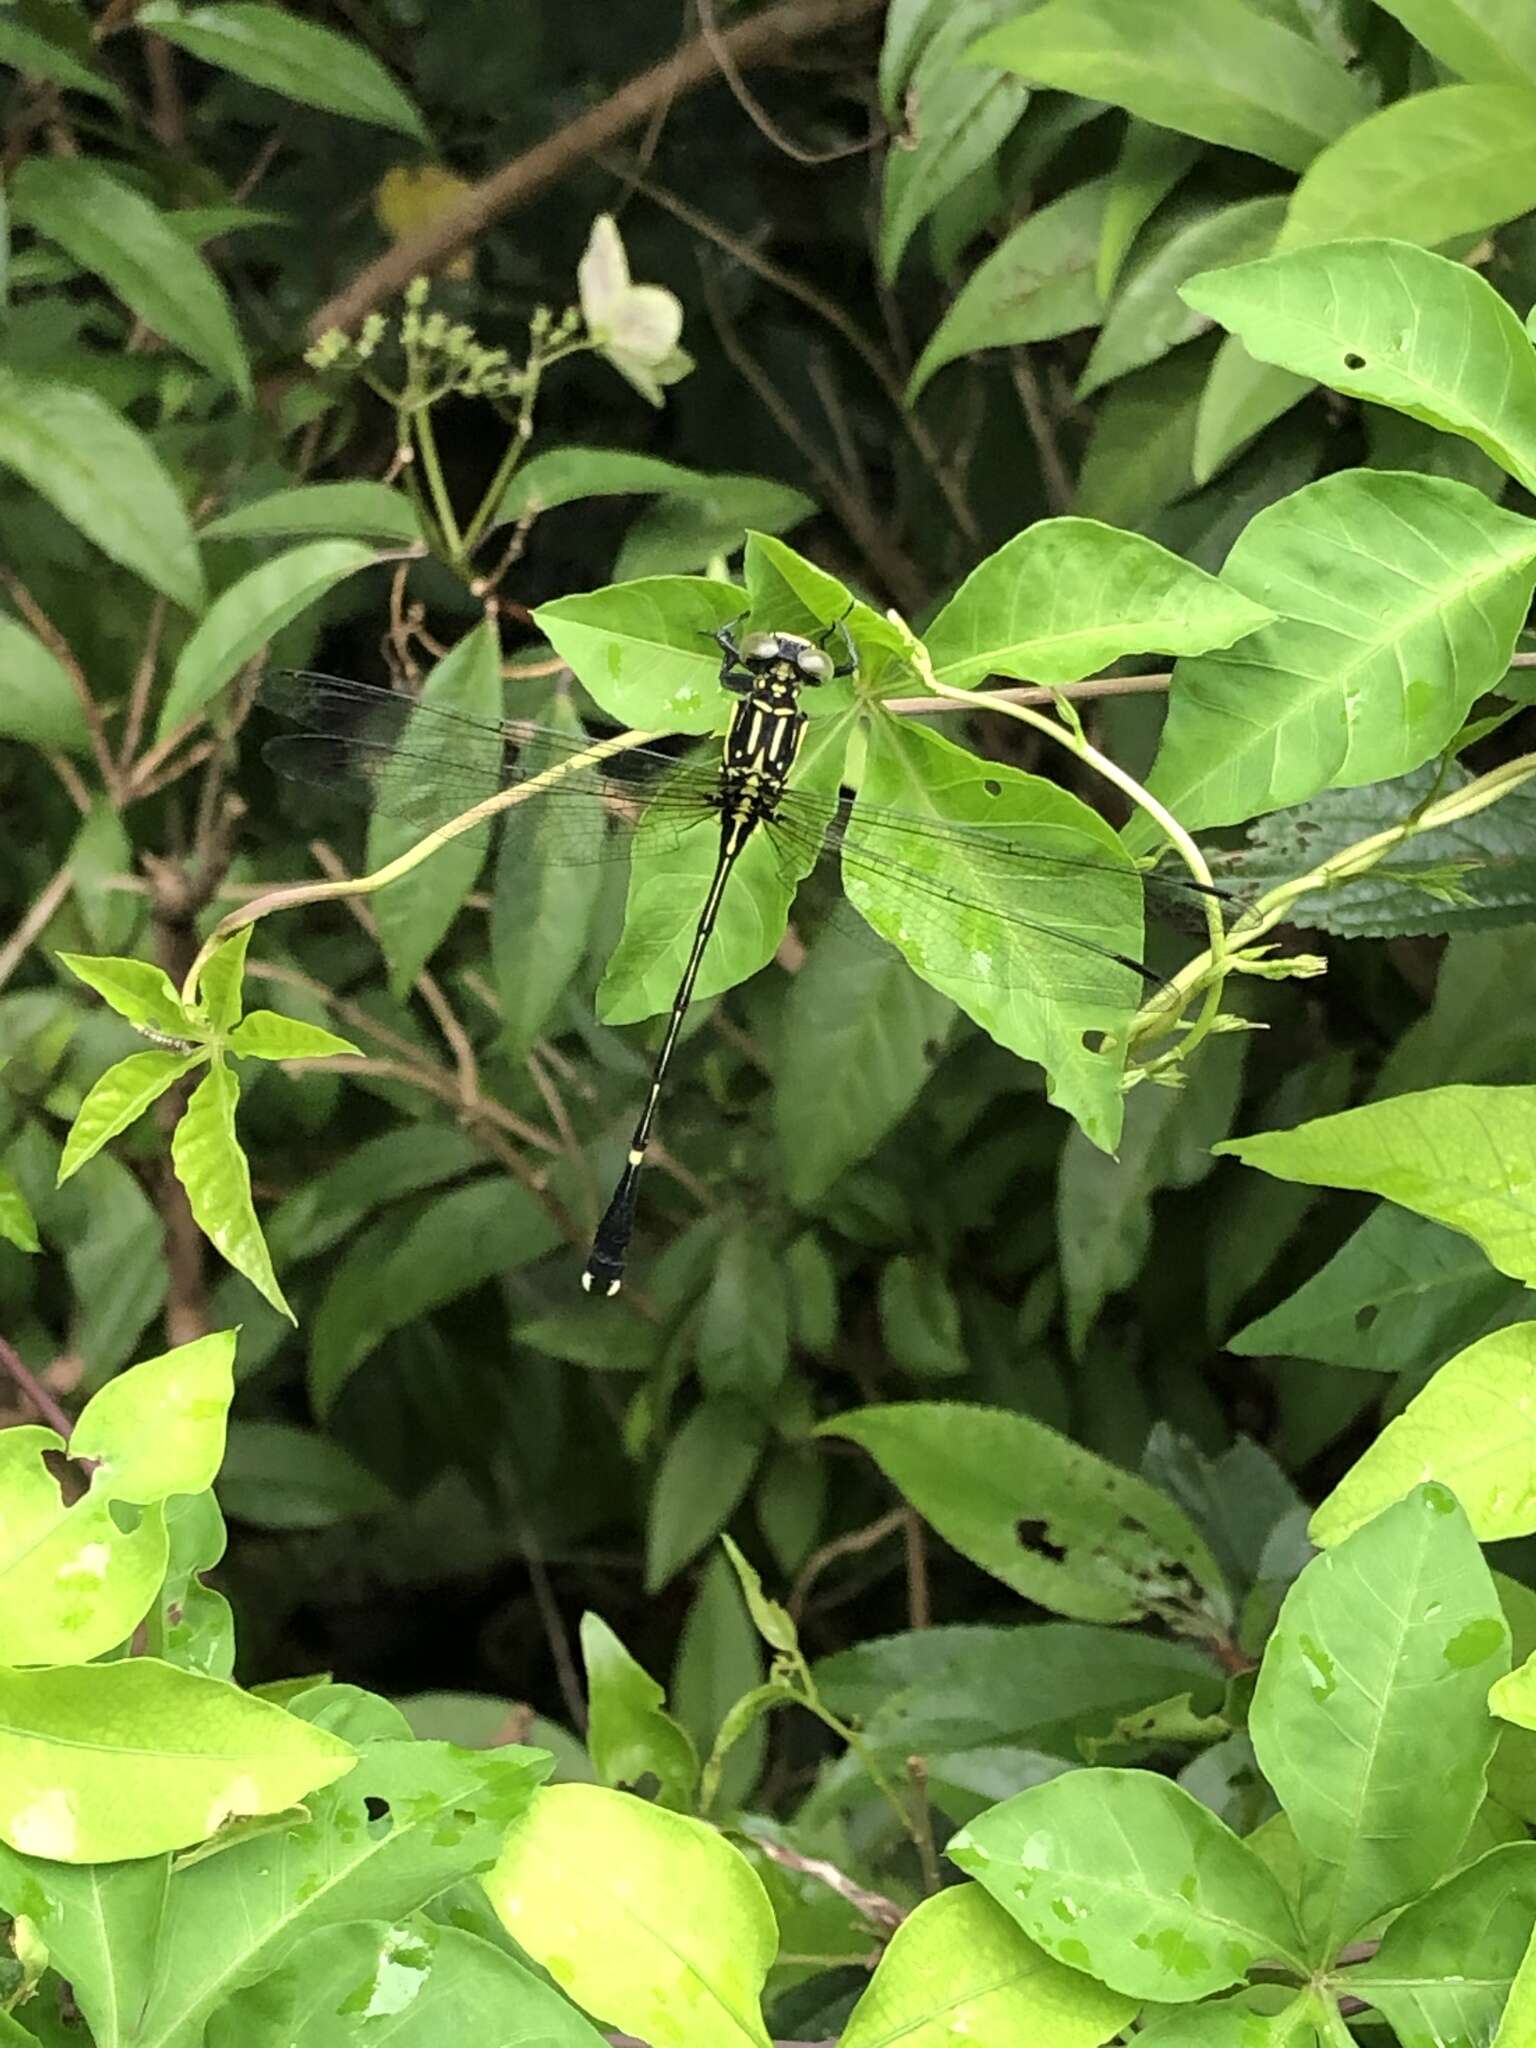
[1251,1484,1508,1958]
[1182,241,1536,495]
[817,1402,1225,1624]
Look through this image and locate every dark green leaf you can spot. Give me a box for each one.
[201,482,421,544]
[970,0,1370,171]
[0,613,92,752]
[646,1400,764,1592]
[137,2,429,140]
[0,369,204,610]
[11,158,250,395]
[218,1421,393,1529]
[698,1229,790,1402]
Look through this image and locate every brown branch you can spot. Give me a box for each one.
[693,0,881,165]
[751,1833,905,1934]
[306,0,883,342]
[1009,352,1074,516]
[0,571,120,802]
[0,864,76,995]
[0,1335,75,1440]
[883,670,1176,716]
[790,1505,907,1619]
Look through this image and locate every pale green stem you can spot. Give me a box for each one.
[411,403,463,562]
[1124,748,1536,1057]
[180,729,661,1009]
[904,659,1229,1068]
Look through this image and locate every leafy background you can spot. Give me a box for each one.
[6,0,1536,2038]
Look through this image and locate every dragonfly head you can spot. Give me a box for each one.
[742,631,833,685]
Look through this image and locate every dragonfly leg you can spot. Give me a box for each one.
[709,619,755,695]
[817,608,858,678]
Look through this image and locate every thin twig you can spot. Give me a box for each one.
[1009,352,1074,516]
[882,670,1174,715]
[118,596,169,774]
[607,157,978,541]
[305,0,883,340]
[905,1755,942,1896]
[0,865,76,995]
[698,261,926,608]
[0,571,119,801]
[694,0,881,164]
[901,1508,930,1630]
[0,1336,74,1440]
[750,1833,906,1933]
[517,1517,588,1733]
[790,1505,907,1619]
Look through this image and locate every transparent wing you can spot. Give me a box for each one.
[258,669,725,867]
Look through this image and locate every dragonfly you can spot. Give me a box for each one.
[257,623,1218,1295]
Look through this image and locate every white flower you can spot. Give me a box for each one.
[578,214,691,407]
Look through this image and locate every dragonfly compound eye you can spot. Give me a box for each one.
[739,632,779,662]
[796,647,834,682]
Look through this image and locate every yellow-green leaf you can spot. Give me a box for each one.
[171,1061,291,1320]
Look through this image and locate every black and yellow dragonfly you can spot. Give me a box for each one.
[258,627,1212,1294]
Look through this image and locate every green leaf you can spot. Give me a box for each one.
[774,920,952,1206]
[0,612,91,752]
[581,1611,699,1811]
[719,1533,799,1657]
[1222,763,1536,940]
[1140,470,1536,835]
[1229,1204,1526,1373]
[817,1402,1224,1624]
[907,180,1106,402]
[696,1230,789,1402]
[0,16,126,107]
[0,1331,237,1665]
[813,1621,1222,1757]
[1375,0,1536,91]
[365,622,503,993]
[57,951,192,1037]
[0,1660,353,1861]
[1134,1986,1328,2045]
[674,1551,767,1812]
[1275,85,1536,255]
[1311,1324,1536,1545]
[596,718,837,1026]
[612,477,813,581]
[970,0,1370,172]
[924,516,1273,687]
[950,1768,1304,1999]
[0,368,204,609]
[646,1400,765,1593]
[1215,1085,1536,1288]
[1096,120,1202,300]
[1191,337,1311,486]
[11,158,250,396]
[484,1783,776,2048]
[57,1048,206,1183]
[201,482,421,544]
[137,2,428,140]
[309,1178,561,1412]
[1081,196,1286,396]
[171,1060,291,1319]
[1252,1484,1508,1956]
[880,1255,968,1379]
[1181,240,1536,495]
[0,1168,39,1254]
[218,1420,393,1529]
[1340,1843,1536,2046]
[226,1010,361,1062]
[532,575,749,732]
[0,1731,548,2048]
[210,1918,606,2047]
[497,447,786,525]
[1073,341,1209,528]
[843,718,1144,1151]
[158,540,377,738]
[491,696,604,1054]
[197,922,251,1037]
[841,1881,1136,2047]
[880,0,1029,280]
[1059,1031,1246,1352]
[1495,1918,1536,2048]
